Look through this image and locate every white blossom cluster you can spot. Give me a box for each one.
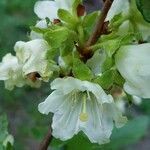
[0,0,150,144]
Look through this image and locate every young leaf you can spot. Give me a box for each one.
[44,27,69,48]
[93,70,115,89]
[83,11,99,39]
[102,57,114,72]
[101,33,134,57]
[73,58,93,81]
[58,9,76,24]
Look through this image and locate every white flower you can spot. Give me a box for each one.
[0,53,25,90]
[115,43,150,98]
[38,77,127,144]
[32,0,75,39]
[34,0,73,21]
[14,39,52,81]
[107,0,150,41]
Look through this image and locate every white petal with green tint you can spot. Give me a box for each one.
[116,43,150,98]
[15,39,51,80]
[38,77,127,144]
[55,0,74,11]
[0,53,25,90]
[106,0,129,21]
[34,1,58,20]
[51,77,113,103]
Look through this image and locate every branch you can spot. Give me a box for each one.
[86,0,113,47]
[39,128,53,150]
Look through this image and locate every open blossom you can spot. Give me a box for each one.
[38,77,127,144]
[116,43,150,98]
[14,39,52,81]
[0,53,25,90]
[31,0,75,39]
[106,0,150,41]
[34,0,74,21]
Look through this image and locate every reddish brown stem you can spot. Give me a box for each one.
[39,128,53,150]
[85,0,113,47]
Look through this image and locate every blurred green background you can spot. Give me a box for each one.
[0,0,150,149]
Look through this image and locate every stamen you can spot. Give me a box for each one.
[79,94,88,122]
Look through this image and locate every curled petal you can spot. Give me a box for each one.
[116,43,150,98]
[51,77,113,103]
[15,39,51,79]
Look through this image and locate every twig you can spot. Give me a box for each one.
[39,128,53,150]
[86,0,113,47]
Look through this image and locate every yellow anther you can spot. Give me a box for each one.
[79,113,88,122]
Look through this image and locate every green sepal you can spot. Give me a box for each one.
[72,58,93,81]
[102,57,114,72]
[82,11,99,39]
[46,48,59,60]
[101,33,134,57]
[30,26,49,34]
[110,13,127,31]
[44,27,69,48]
[58,9,77,24]
[93,70,115,90]
[93,70,125,90]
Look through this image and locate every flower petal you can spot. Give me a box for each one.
[15,39,51,79]
[106,0,129,21]
[116,43,150,98]
[81,98,113,144]
[30,20,48,40]
[34,1,58,20]
[51,77,113,103]
[55,0,73,11]
[52,93,82,140]
[38,90,66,114]
[0,53,25,90]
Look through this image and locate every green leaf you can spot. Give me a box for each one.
[73,58,93,81]
[60,39,74,57]
[44,27,69,48]
[102,57,114,72]
[30,26,48,34]
[98,116,149,150]
[94,70,125,89]
[0,114,14,149]
[83,11,99,39]
[136,0,150,22]
[93,70,115,89]
[46,48,59,60]
[113,71,125,87]
[66,133,96,150]
[101,34,134,57]
[58,9,76,24]
[0,114,8,143]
